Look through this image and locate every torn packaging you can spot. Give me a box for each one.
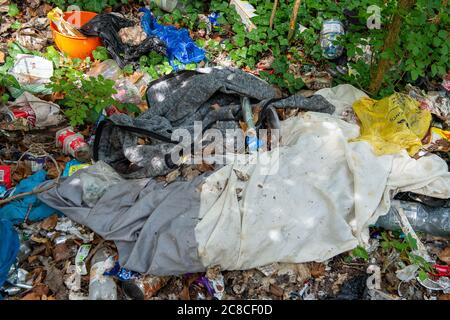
[39,113,450,276]
[94,67,336,179]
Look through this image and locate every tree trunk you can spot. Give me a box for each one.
[368,0,416,95]
[288,0,302,42]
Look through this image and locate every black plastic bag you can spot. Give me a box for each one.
[80,13,166,68]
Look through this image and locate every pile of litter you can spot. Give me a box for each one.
[1,0,450,301]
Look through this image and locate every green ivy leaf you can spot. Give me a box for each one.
[351,246,369,260]
[8,3,19,17]
[92,46,110,61]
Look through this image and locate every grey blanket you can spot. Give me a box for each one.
[95,67,335,178]
[38,162,207,276]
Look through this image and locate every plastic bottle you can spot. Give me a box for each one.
[241,97,264,152]
[88,247,117,300]
[375,200,450,237]
[320,19,345,60]
[152,0,179,12]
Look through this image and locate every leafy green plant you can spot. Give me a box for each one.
[48,74,138,126]
[381,231,433,281]
[139,52,174,79]
[209,0,305,93]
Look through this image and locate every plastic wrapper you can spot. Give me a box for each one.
[352,93,432,156]
[75,244,91,276]
[0,165,12,189]
[63,160,91,177]
[140,8,205,69]
[47,8,84,37]
[87,59,123,81]
[104,262,140,281]
[113,78,142,104]
[8,55,53,98]
[1,92,64,131]
[23,152,47,173]
[55,217,94,243]
[79,161,124,207]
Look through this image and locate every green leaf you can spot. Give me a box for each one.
[351,246,369,260]
[11,21,21,30]
[123,64,134,75]
[8,3,19,17]
[438,30,448,40]
[45,46,61,67]
[92,46,110,61]
[410,69,420,81]
[418,270,428,281]
[405,233,418,251]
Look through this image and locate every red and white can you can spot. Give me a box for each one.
[56,127,90,158]
[6,105,37,127]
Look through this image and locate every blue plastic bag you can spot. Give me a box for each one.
[0,219,19,293]
[0,170,61,225]
[140,8,205,69]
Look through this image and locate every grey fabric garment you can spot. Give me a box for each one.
[38,162,206,276]
[96,67,335,178]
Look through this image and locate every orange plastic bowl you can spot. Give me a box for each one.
[50,11,102,59]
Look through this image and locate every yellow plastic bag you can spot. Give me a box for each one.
[352,93,431,156]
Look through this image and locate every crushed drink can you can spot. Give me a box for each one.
[56,127,90,161]
[5,105,37,127]
[320,19,345,60]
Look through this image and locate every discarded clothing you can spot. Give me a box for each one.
[0,219,19,292]
[0,170,61,225]
[352,93,432,156]
[94,67,335,178]
[39,112,450,276]
[80,13,167,68]
[140,8,205,69]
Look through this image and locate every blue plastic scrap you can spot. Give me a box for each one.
[0,219,19,292]
[208,12,220,30]
[104,262,140,281]
[139,8,206,69]
[0,170,61,225]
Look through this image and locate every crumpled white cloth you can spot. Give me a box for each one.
[315,84,368,122]
[195,112,450,270]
